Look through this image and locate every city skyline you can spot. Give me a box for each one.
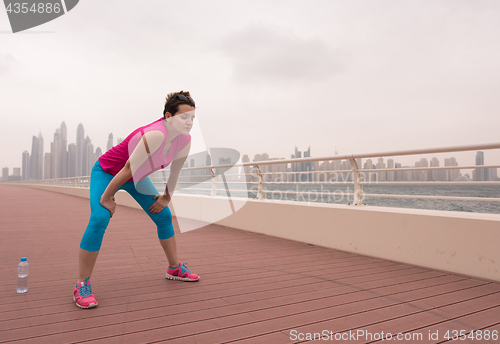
[247,147,499,183]
[3,121,111,181]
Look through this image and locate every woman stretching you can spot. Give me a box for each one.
[73,91,199,309]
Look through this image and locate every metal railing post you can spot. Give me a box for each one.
[349,157,364,205]
[210,167,216,196]
[254,164,264,200]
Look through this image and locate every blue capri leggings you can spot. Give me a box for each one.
[80,160,175,251]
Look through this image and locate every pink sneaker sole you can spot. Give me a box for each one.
[165,273,199,282]
[73,295,98,309]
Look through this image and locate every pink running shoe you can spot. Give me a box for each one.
[73,276,98,309]
[166,262,200,282]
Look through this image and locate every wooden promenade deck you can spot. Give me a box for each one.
[0,184,499,343]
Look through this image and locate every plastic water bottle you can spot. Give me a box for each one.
[17,257,29,293]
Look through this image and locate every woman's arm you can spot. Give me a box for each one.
[148,141,191,214]
[100,160,132,201]
[164,141,191,199]
[99,161,132,218]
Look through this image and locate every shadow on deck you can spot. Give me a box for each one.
[0,184,499,343]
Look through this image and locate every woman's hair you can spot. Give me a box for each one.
[163,91,195,119]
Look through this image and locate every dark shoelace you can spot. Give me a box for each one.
[179,263,192,274]
[77,278,93,298]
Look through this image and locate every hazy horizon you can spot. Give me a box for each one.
[2,1,500,174]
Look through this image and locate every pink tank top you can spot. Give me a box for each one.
[98,118,191,182]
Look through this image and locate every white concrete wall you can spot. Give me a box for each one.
[214,198,500,282]
[15,183,500,281]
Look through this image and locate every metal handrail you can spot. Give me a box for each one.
[250,190,500,202]
[6,142,500,207]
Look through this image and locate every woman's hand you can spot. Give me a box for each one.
[100,196,116,218]
[149,195,170,214]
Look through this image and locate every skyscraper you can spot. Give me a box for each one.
[52,128,62,179]
[37,132,44,179]
[29,132,44,180]
[60,121,67,150]
[414,158,429,181]
[394,162,403,181]
[364,159,375,182]
[68,143,76,177]
[474,151,485,181]
[60,122,68,178]
[29,136,37,179]
[61,149,68,178]
[106,133,114,151]
[2,167,8,181]
[29,136,36,179]
[85,138,95,176]
[95,147,102,160]
[290,146,314,182]
[82,135,92,176]
[291,146,302,182]
[386,159,395,181]
[444,157,460,181]
[76,123,84,177]
[44,152,52,179]
[490,168,498,181]
[22,150,29,180]
[376,158,386,182]
[303,146,313,182]
[430,157,440,181]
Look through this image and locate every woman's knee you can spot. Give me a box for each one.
[159,206,172,220]
[154,207,174,239]
[81,211,110,251]
[157,225,175,240]
[88,211,110,232]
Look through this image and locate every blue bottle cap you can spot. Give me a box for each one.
[21,257,27,262]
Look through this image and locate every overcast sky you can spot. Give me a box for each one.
[1,0,500,173]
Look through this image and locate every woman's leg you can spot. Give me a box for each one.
[79,249,100,282]
[121,177,178,266]
[121,177,199,281]
[78,161,117,282]
[159,236,179,268]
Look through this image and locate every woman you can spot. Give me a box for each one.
[73,91,199,309]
